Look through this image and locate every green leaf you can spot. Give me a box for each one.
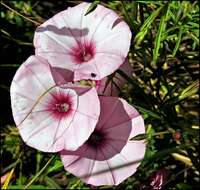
[152,4,169,64]
[134,5,163,46]
[137,1,163,5]
[46,159,63,174]
[130,133,147,141]
[186,31,199,45]
[133,105,162,119]
[175,183,193,190]
[8,185,48,189]
[179,80,199,101]
[84,1,100,16]
[121,1,135,31]
[36,151,42,174]
[143,145,189,168]
[172,27,183,57]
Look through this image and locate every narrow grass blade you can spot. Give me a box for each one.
[134,5,163,46]
[121,1,135,30]
[0,64,20,67]
[152,4,169,64]
[23,155,57,189]
[187,31,199,45]
[172,27,183,57]
[179,80,199,101]
[133,105,162,119]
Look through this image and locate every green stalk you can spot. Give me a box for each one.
[23,155,56,189]
[152,3,169,64]
[1,2,41,25]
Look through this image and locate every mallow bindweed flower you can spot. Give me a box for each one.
[34,2,131,81]
[10,55,100,152]
[97,58,133,96]
[61,96,146,186]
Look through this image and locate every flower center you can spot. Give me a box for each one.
[55,103,69,113]
[82,50,92,62]
[87,131,104,146]
[70,41,95,64]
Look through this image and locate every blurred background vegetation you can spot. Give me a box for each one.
[0,0,199,189]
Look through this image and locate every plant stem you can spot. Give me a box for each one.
[1,2,41,25]
[152,131,172,137]
[23,155,57,189]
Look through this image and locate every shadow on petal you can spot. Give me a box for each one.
[61,100,132,161]
[50,66,74,85]
[36,25,89,37]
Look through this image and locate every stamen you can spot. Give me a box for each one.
[70,41,95,64]
[55,103,69,113]
[83,52,92,62]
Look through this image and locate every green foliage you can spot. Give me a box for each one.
[1,0,199,189]
[84,0,100,16]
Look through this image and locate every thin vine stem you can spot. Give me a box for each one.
[1,2,41,25]
[23,154,57,189]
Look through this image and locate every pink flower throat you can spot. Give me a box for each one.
[71,41,95,64]
[87,131,104,146]
[46,91,73,119]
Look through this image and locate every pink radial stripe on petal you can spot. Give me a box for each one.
[45,87,77,120]
[60,97,146,186]
[10,55,100,152]
[70,40,96,64]
[34,2,131,81]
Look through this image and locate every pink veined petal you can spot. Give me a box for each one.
[130,115,145,138]
[61,87,100,151]
[93,97,119,130]
[80,3,132,80]
[73,53,124,81]
[34,2,131,81]
[11,55,100,152]
[14,84,78,152]
[82,4,131,51]
[18,86,100,152]
[33,3,89,76]
[73,59,101,81]
[59,3,90,43]
[92,53,124,80]
[95,141,146,186]
[96,97,139,131]
[61,141,146,186]
[60,97,146,186]
[81,3,114,43]
[44,53,79,70]
[10,55,56,126]
[34,5,82,52]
